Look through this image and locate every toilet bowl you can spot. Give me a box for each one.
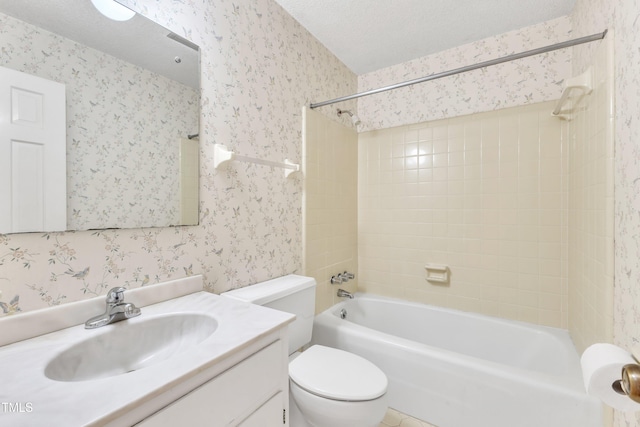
[221,275,388,427]
[288,345,388,427]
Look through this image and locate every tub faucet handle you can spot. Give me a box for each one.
[331,275,343,284]
[343,271,355,280]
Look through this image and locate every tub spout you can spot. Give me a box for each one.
[337,289,354,299]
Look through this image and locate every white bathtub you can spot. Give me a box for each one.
[311,293,602,427]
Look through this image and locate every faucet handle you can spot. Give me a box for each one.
[343,271,355,280]
[331,275,343,285]
[106,287,126,304]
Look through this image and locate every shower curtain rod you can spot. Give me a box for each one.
[309,30,608,109]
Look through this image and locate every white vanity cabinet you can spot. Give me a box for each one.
[0,277,295,427]
[136,339,289,427]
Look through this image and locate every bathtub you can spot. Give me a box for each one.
[311,293,602,427]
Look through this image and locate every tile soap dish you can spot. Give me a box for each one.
[425,264,449,284]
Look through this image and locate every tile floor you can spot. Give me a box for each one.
[379,408,437,427]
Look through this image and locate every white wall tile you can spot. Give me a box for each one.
[303,107,358,313]
[358,101,567,326]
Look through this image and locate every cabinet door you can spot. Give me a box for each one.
[136,340,286,426]
[239,392,285,427]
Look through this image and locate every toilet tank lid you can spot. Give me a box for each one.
[221,274,316,305]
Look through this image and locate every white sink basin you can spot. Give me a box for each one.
[45,313,218,382]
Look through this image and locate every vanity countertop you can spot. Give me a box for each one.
[0,277,294,426]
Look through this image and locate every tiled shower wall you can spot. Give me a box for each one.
[180,138,199,225]
[358,101,567,327]
[567,35,615,354]
[303,107,358,313]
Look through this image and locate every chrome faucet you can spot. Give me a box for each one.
[84,287,141,329]
[337,289,354,299]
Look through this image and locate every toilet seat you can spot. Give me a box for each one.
[289,345,387,401]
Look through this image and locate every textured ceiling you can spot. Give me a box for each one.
[274,0,576,75]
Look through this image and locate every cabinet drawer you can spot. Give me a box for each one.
[137,340,285,426]
[238,392,284,427]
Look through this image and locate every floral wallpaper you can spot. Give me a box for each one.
[357,17,572,132]
[0,12,199,230]
[571,1,640,427]
[0,0,356,316]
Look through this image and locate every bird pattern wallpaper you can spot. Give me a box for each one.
[0,0,580,316]
[0,11,199,230]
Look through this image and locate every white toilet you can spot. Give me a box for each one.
[222,274,388,427]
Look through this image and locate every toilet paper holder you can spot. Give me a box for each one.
[613,364,640,403]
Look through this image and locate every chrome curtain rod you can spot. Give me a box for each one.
[310,30,608,109]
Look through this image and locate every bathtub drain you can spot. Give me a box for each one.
[340,308,347,319]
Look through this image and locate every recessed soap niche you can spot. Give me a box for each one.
[425,264,450,284]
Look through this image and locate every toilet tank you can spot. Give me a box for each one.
[222,275,316,354]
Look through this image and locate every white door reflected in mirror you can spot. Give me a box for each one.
[0,66,66,234]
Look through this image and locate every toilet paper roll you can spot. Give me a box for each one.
[581,343,640,412]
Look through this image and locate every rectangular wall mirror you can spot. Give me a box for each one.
[0,0,200,234]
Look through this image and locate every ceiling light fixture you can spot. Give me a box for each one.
[90,0,135,21]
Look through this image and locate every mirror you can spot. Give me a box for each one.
[0,0,200,233]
